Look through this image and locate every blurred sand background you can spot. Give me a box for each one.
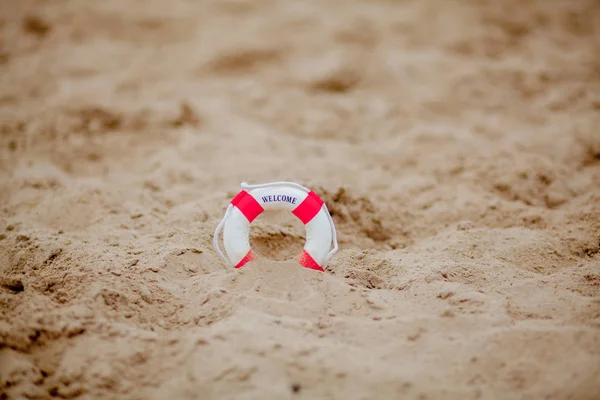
[1,0,600,399]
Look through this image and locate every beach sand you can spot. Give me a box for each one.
[1,0,599,399]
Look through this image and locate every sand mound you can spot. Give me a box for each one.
[1,0,599,399]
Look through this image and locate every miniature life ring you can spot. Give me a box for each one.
[213,181,338,271]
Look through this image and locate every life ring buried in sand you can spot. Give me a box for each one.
[213,181,338,272]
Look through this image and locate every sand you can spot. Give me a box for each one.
[1,0,600,399]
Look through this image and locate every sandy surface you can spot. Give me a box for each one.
[1,0,600,399]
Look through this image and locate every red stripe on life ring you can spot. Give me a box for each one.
[292,191,324,224]
[299,249,324,272]
[231,190,264,223]
[235,250,256,268]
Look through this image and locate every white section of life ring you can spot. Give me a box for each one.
[213,182,338,271]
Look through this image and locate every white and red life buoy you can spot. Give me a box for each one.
[213,181,338,271]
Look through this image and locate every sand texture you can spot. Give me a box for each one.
[1,0,600,399]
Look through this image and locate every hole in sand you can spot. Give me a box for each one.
[249,210,306,261]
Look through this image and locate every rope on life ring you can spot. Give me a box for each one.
[213,181,338,271]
